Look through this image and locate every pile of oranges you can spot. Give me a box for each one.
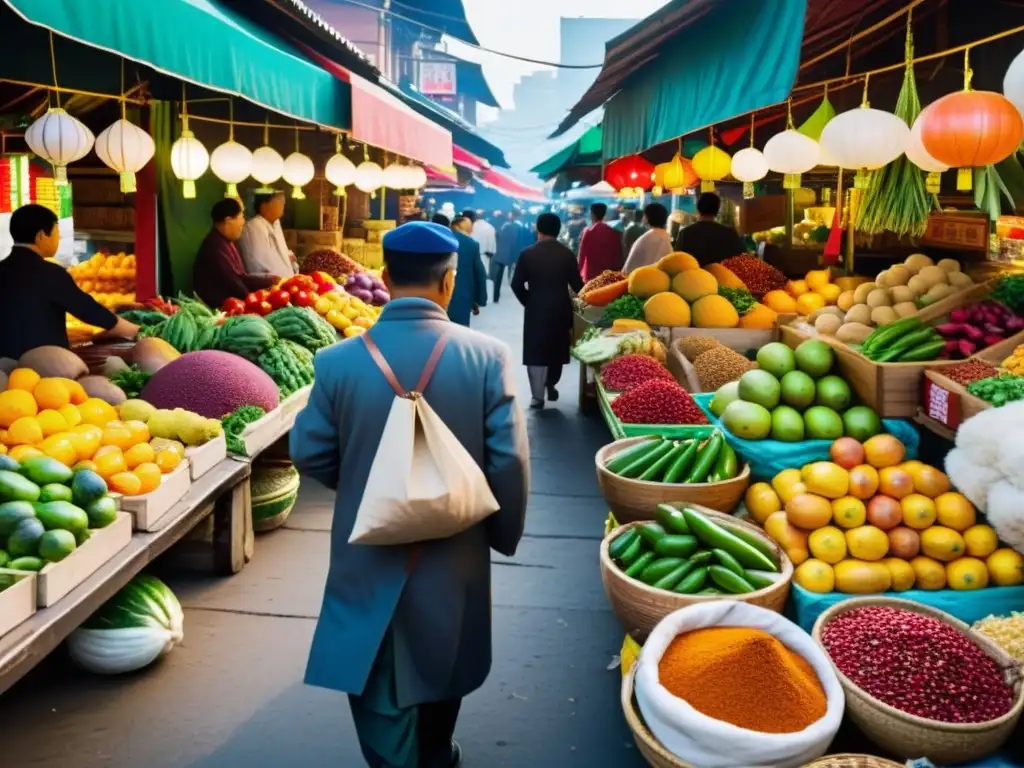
[0,368,182,496]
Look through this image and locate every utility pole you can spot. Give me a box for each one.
[378,0,392,80]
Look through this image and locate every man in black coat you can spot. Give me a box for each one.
[511,213,584,409]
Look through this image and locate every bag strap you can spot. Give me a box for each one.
[362,334,448,399]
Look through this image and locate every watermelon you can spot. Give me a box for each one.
[251,461,300,532]
[67,574,184,674]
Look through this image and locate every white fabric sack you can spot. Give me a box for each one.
[349,390,499,545]
[634,601,844,768]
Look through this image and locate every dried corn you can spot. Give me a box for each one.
[973,612,1024,664]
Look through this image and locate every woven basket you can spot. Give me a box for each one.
[596,437,751,521]
[600,509,793,641]
[812,596,1024,764]
[803,756,902,768]
[621,663,693,768]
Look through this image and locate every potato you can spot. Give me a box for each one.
[904,254,934,274]
[889,285,915,304]
[925,283,954,301]
[937,258,961,273]
[808,306,845,324]
[845,303,873,326]
[866,289,893,308]
[875,269,891,288]
[871,306,899,326]
[948,271,974,289]
[815,314,843,335]
[836,322,875,344]
[837,290,856,312]
[853,282,877,304]
[893,301,918,318]
[918,265,949,286]
[886,265,912,287]
[907,274,930,297]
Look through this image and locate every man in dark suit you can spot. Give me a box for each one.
[674,192,746,266]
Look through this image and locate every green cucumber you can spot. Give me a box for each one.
[709,443,738,482]
[688,550,715,566]
[861,316,922,356]
[605,438,662,474]
[696,587,723,595]
[624,551,656,579]
[875,327,941,362]
[662,440,699,483]
[608,530,640,560]
[618,441,675,479]
[684,432,723,484]
[709,565,755,594]
[639,557,686,585]
[712,548,745,577]
[743,570,784,590]
[682,507,778,572]
[655,504,690,535]
[673,566,708,594]
[618,536,644,566]
[897,338,947,362]
[635,522,667,547]
[639,442,687,482]
[725,524,780,569]
[654,535,699,559]
[652,561,696,592]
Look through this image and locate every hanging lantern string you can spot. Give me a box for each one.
[861,72,871,108]
[749,112,755,148]
[785,98,794,131]
[263,116,270,146]
[800,0,927,72]
[181,82,189,131]
[295,123,300,153]
[120,58,126,121]
[335,133,342,154]
[964,46,974,91]
[48,31,60,108]
[228,99,235,141]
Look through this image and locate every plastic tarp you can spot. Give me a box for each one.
[600,0,805,160]
[531,124,604,179]
[3,0,351,130]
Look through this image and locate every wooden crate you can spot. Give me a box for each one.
[119,465,192,531]
[667,342,702,392]
[914,280,994,322]
[36,512,132,607]
[280,385,312,418]
[184,435,227,481]
[666,314,795,355]
[0,570,36,639]
[241,408,286,457]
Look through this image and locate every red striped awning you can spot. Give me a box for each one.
[453,145,486,172]
[478,168,547,203]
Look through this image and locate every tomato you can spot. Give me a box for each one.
[255,289,270,302]
[268,289,292,309]
[293,290,315,308]
[258,301,273,316]
[221,297,246,315]
[244,295,264,314]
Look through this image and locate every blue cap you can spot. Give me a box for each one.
[382,221,459,254]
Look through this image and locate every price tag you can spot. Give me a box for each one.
[923,378,961,429]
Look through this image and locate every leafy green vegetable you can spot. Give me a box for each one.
[600,294,645,324]
[108,365,152,399]
[173,293,215,319]
[991,275,1024,314]
[718,286,756,316]
[118,309,169,326]
[967,375,1024,407]
[221,406,267,456]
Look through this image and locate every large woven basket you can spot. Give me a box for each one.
[621,663,693,768]
[812,597,1024,764]
[596,437,751,521]
[803,756,902,768]
[600,509,793,641]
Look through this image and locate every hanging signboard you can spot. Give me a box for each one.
[419,61,457,97]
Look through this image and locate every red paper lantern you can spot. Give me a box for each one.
[604,154,655,192]
[920,91,1024,168]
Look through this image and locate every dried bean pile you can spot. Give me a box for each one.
[693,347,757,392]
[580,270,626,294]
[942,360,1000,386]
[823,606,1014,724]
[676,335,721,362]
[601,354,674,392]
[611,379,709,425]
[721,255,787,298]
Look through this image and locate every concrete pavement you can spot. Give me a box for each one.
[0,295,647,767]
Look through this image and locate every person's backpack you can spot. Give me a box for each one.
[349,334,499,545]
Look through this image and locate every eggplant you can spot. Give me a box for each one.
[350,287,374,303]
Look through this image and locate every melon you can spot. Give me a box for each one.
[691,294,740,328]
[251,460,300,532]
[656,251,699,276]
[671,268,719,303]
[627,266,670,299]
[19,346,88,380]
[643,292,691,327]
[705,263,746,290]
[140,350,279,419]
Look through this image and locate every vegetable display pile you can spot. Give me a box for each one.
[140,351,279,419]
[215,315,279,363]
[301,249,363,280]
[991,273,1024,314]
[221,406,267,456]
[0,455,119,572]
[266,306,337,353]
[934,301,1024,358]
[572,330,667,366]
[860,317,946,362]
[974,612,1024,664]
[967,375,1024,407]
[717,285,756,316]
[1000,343,1024,374]
[258,340,315,397]
[599,355,673,392]
[822,605,1014,723]
[720,255,787,298]
[107,365,152,399]
[604,432,739,484]
[343,272,391,306]
[600,294,645,323]
[692,346,757,392]
[607,505,780,596]
[611,379,708,425]
[580,270,626,296]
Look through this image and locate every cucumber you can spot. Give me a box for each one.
[655,504,690,535]
[605,438,662,474]
[663,439,699,483]
[743,570,784,590]
[639,557,686,585]
[618,441,675,479]
[682,507,778,572]
[709,443,738,483]
[635,522,667,547]
[640,442,687,482]
[623,552,655,579]
[688,550,715,566]
[725,524,780,570]
[0,470,40,504]
[712,548,745,577]
[709,565,755,594]
[696,587,722,595]
[898,338,947,362]
[652,561,696,592]
[608,529,640,560]
[7,556,44,572]
[684,432,723,484]
[654,535,699,559]
[617,535,644,566]
[673,566,708,594]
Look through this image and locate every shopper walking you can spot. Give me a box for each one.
[467,209,496,271]
[492,210,525,303]
[292,220,529,768]
[577,202,624,281]
[623,202,673,274]
[511,212,584,409]
[448,215,489,326]
[621,208,646,260]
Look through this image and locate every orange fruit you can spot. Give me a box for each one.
[0,389,38,428]
[69,424,103,461]
[906,464,950,498]
[101,423,133,451]
[848,465,879,500]
[6,368,40,392]
[935,492,976,532]
[901,493,938,530]
[124,420,151,446]
[5,416,42,446]
[155,449,182,473]
[39,433,77,466]
[109,471,143,496]
[802,462,850,499]
[787,279,809,297]
[124,442,156,469]
[816,284,841,304]
[57,378,88,405]
[795,292,826,316]
[832,496,867,528]
[878,467,914,499]
[58,403,82,428]
[32,378,71,410]
[8,445,43,462]
[77,398,118,427]
[94,448,127,479]
[133,462,162,494]
[785,493,833,530]
[73,460,98,473]
[36,409,69,437]
[863,434,906,468]
[845,525,890,561]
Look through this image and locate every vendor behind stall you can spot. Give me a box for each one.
[0,204,139,360]
[238,189,298,278]
[193,198,279,310]
[674,192,746,266]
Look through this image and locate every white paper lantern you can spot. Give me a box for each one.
[730,148,768,182]
[405,165,427,190]
[907,107,949,173]
[354,161,383,193]
[210,140,252,198]
[325,153,356,195]
[819,107,910,187]
[251,146,284,189]
[382,163,409,189]
[764,130,820,174]
[25,107,95,184]
[1004,47,1024,117]
[94,118,155,194]
[170,130,209,199]
[282,151,315,199]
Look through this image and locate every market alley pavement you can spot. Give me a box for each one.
[0,295,648,768]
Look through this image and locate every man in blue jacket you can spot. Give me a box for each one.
[291,221,529,768]
[492,210,526,303]
[447,215,489,326]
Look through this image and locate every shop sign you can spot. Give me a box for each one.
[419,61,457,96]
[921,212,989,252]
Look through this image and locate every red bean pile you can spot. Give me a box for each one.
[721,255,787,298]
[822,606,1014,724]
[601,355,674,392]
[942,360,1000,386]
[610,379,709,425]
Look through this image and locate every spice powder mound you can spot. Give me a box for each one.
[658,627,827,733]
[693,347,757,392]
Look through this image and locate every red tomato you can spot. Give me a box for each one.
[255,289,270,302]
[268,289,292,309]
[221,297,246,315]
[258,301,273,316]
[293,290,315,307]
[244,295,263,314]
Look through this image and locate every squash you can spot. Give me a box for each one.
[738,303,778,330]
[609,318,651,335]
[705,263,747,290]
[18,346,88,380]
[762,290,798,314]
[656,251,699,276]
[627,266,671,299]
[643,292,691,327]
[579,278,628,307]
[691,294,740,328]
[78,376,127,406]
[671,268,719,303]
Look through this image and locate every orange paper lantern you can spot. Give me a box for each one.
[920,91,1024,169]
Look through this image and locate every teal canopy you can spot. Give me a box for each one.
[2,0,351,129]
[601,0,805,160]
[531,124,603,179]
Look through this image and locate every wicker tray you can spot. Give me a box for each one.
[621,664,693,768]
[595,437,750,520]
[803,756,902,768]
[600,513,793,641]
[812,596,1024,764]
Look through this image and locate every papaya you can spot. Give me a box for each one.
[705,263,747,290]
[579,278,628,307]
[657,252,699,276]
[691,295,740,328]
[643,293,691,327]
[738,303,778,330]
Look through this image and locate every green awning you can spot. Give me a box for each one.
[531,124,603,179]
[2,0,350,129]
